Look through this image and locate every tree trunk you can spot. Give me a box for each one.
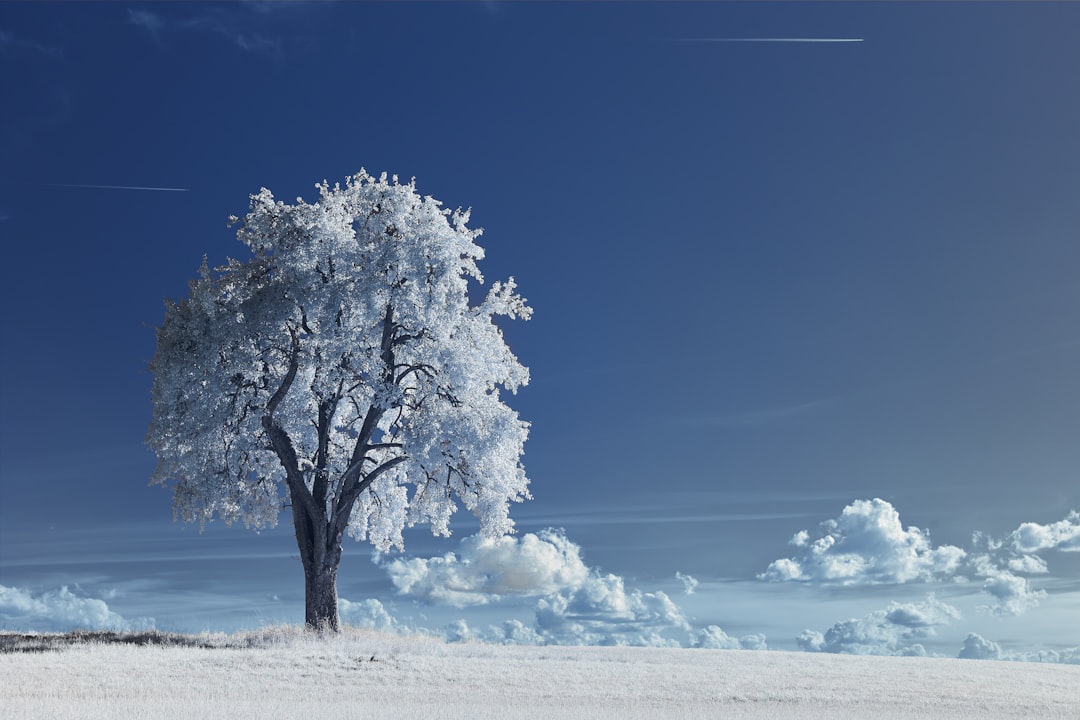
[304,561,340,632]
[291,490,342,632]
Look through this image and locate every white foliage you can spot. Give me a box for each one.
[147,171,531,550]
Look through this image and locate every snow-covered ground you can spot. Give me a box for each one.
[2,628,1078,719]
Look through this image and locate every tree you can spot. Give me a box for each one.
[147,171,531,631]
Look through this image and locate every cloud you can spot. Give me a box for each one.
[760,501,1078,615]
[958,632,1003,660]
[125,6,281,54]
[759,499,965,585]
[380,528,706,647]
[980,570,1047,617]
[533,573,690,647]
[338,597,401,632]
[693,626,767,650]
[798,595,959,657]
[959,633,1080,665]
[382,529,589,607]
[0,28,62,57]
[962,510,1079,616]
[127,8,166,42]
[675,572,698,595]
[0,585,152,632]
[1009,511,1080,554]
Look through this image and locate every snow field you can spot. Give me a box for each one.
[2,628,1078,719]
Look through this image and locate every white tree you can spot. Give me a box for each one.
[147,171,531,630]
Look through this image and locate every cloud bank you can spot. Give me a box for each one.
[959,633,1080,665]
[0,585,151,632]
[798,595,959,657]
[761,499,1079,617]
[379,528,752,648]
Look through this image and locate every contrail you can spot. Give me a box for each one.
[672,38,864,43]
[32,182,190,192]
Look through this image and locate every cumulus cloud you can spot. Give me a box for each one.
[338,597,401,632]
[760,501,1079,616]
[979,570,1046,617]
[693,626,767,650]
[382,529,590,607]
[959,633,1080,665]
[1008,511,1080,554]
[963,510,1080,616]
[759,499,965,585]
[380,528,714,648]
[534,573,690,647]
[0,585,151,632]
[958,632,1004,660]
[446,618,545,646]
[797,595,959,657]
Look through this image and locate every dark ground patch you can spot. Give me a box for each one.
[0,630,218,653]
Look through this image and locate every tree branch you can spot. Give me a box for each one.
[330,455,409,541]
[262,328,320,528]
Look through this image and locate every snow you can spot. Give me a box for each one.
[2,628,1077,719]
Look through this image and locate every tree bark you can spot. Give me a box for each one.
[303,559,340,632]
[289,479,342,632]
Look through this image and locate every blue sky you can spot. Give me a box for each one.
[2,1,1079,659]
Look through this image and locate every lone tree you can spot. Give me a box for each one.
[147,171,531,630]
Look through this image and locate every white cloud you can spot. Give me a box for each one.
[448,618,544,646]
[959,633,1080,665]
[759,499,965,585]
[382,529,590,607]
[693,626,767,650]
[962,511,1080,616]
[338,597,400,632]
[534,573,690,647]
[380,529,701,647]
[980,570,1046,617]
[957,632,1003,660]
[0,585,151,632]
[797,595,959,657]
[675,572,698,595]
[1009,511,1080,554]
[759,500,1075,616]
[1006,555,1049,574]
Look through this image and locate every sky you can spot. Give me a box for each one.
[1,1,1078,660]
